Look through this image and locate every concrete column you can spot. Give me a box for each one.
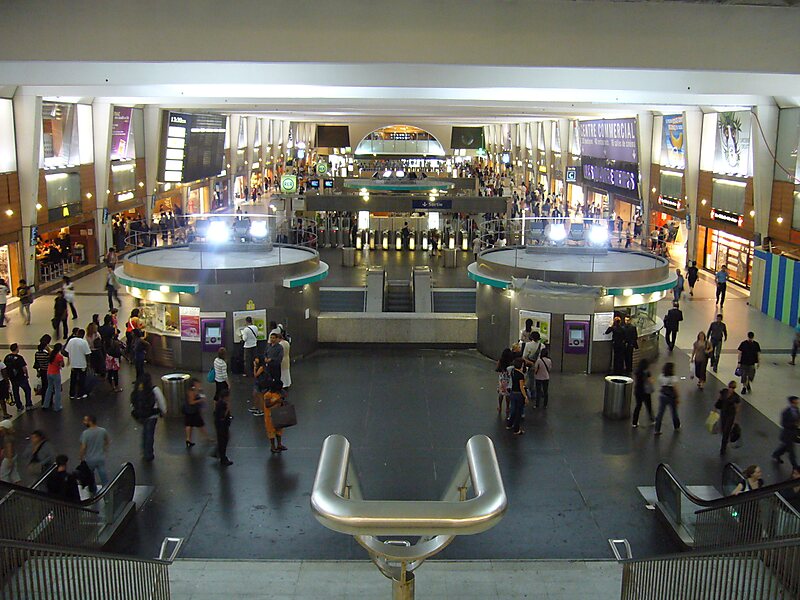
[752,104,779,242]
[246,115,257,169]
[228,114,242,203]
[558,118,570,201]
[143,105,162,220]
[541,121,553,192]
[683,108,704,263]
[637,111,654,233]
[12,92,42,283]
[92,101,112,253]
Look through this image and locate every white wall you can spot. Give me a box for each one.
[77,103,94,165]
[0,99,16,173]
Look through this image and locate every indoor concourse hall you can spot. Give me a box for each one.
[0,0,800,598]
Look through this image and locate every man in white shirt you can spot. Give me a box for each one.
[64,329,92,400]
[240,317,259,377]
[522,331,544,403]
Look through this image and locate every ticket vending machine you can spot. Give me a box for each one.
[562,319,590,373]
[201,318,225,353]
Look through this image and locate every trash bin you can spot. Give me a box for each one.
[342,246,355,267]
[443,249,458,268]
[603,375,633,420]
[161,373,191,417]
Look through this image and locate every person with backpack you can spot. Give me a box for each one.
[16,279,33,326]
[105,336,123,392]
[34,335,51,401]
[42,343,64,411]
[132,329,150,380]
[522,331,544,403]
[4,343,32,411]
[533,347,552,408]
[130,372,166,462]
[53,291,69,341]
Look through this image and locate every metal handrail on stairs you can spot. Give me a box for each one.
[0,537,183,600]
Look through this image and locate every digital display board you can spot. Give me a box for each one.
[159,111,226,184]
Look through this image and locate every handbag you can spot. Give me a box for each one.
[270,402,297,429]
[206,366,215,383]
[705,410,720,434]
[688,359,695,379]
[730,423,742,443]
[735,366,742,377]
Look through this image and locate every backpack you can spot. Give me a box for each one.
[130,382,157,422]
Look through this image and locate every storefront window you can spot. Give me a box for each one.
[111,162,136,194]
[703,227,753,287]
[45,172,81,221]
[138,300,179,335]
[0,245,11,285]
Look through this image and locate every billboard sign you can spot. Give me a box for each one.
[661,114,685,169]
[110,107,134,161]
[578,118,638,163]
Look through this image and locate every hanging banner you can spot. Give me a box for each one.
[662,114,685,169]
[179,306,200,341]
[110,107,134,161]
[578,118,638,163]
[714,111,752,177]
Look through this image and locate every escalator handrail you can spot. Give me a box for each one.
[656,463,800,512]
[0,462,135,511]
[0,537,174,566]
[616,534,800,565]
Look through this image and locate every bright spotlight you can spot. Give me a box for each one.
[207,221,230,243]
[250,220,268,239]
[395,169,405,178]
[382,170,392,178]
[588,226,609,245]
[547,223,567,243]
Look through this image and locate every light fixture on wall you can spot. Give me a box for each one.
[35,203,42,211]
[777,216,784,224]
[4,209,13,217]
[85,192,92,199]
[651,187,657,193]
[3,178,12,218]
[138,181,144,188]
[749,210,755,217]
[701,199,707,206]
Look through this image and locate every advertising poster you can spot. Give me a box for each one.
[110,107,133,161]
[578,118,638,163]
[518,310,551,344]
[662,114,685,169]
[592,312,615,341]
[714,111,752,177]
[179,306,200,341]
[232,309,268,341]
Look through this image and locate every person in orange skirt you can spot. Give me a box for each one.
[263,379,287,454]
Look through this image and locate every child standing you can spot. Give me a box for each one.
[263,379,287,454]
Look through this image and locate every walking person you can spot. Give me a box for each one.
[663,302,683,352]
[183,378,210,448]
[495,348,513,418]
[239,317,258,377]
[672,269,685,304]
[772,396,800,468]
[0,277,9,327]
[34,335,51,401]
[732,465,764,495]
[64,329,91,400]
[42,343,64,412]
[506,358,528,436]
[62,276,78,320]
[691,331,713,390]
[263,379,288,453]
[632,358,655,428]
[715,265,729,309]
[212,347,229,400]
[105,266,121,311]
[654,362,681,435]
[16,279,33,325]
[53,291,69,340]
[130,372,166,462]
[737,331,761,395]
[533,348,552,408]
[4,344,33,411]
[79,415,110,489]
[790,317,800,366]
[716,381,741,455]
[686,261,699,297]
[213,387,233,466]
[707,314,728,373]
[27,430,55,480]
[132,329,150,380]
[0,419,21,483]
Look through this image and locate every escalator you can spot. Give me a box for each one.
[647,462,800,550]
[385,279,413,312]
[0,462,138,550]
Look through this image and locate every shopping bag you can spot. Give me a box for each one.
[688,359,695,379]
[270,402,297,429]
[730,423,742,443]
[705,410,720,434]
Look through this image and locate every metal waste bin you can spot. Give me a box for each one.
[342,246,355,267]
[443,248,458,268]
[161,373,191,417]
[603,375,633,420]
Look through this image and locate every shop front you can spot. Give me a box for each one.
[650,195,687,261]
[698,220,754,287]
[0,234,22,291]
[187,184,211,214]
[34,218,97,284]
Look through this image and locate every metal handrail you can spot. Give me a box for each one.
[311,434,507,598]
[0,537,175,566]
[311,434,507,537]
[618,536,800,599]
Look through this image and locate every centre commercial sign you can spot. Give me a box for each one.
[578,118,638,163]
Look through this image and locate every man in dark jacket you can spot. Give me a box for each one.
[707,314,728,373]
[622,315,639,374]
[773,396,800,468]
[53,291,68,340]
[46,454,81,503]
[663,302,683,352]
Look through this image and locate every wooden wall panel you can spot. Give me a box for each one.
[0,173,22,237]
[768,180,795,248]
[36,170,48,225]
[80,164,96,214]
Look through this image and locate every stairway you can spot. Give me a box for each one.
[385,279,413,312]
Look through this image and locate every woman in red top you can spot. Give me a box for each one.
[43,343,64,412]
